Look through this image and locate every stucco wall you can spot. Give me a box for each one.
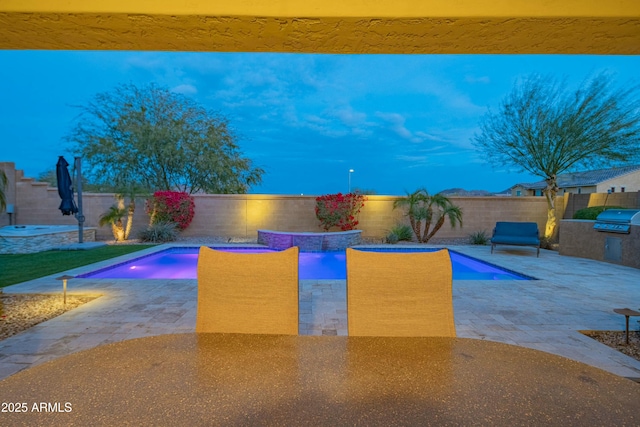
[561,186,597,195]
[183,194,550,241]
[4,187,551,242]
[597,173,640,194]
[561,192,640,219]
[560,220,640,269]
[0,162,568,241]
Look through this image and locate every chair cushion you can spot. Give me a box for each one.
[492,222,539,238]
[196,246,299,335]
[346,248,455,337]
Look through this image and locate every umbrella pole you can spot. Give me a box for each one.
[74,157,85,244]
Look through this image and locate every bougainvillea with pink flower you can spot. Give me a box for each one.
[315,192,367,231]
[146,191,195,230]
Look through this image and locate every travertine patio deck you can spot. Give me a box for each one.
[2,244,640,381]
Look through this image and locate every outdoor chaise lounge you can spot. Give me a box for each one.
[490,221,541,257]
[346,248,456,337]
[196,246,299,335]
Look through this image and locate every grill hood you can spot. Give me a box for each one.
[594,209,640,233]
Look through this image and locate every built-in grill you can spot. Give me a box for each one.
[593,209,640,234]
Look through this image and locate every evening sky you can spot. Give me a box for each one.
[1,51,638,195]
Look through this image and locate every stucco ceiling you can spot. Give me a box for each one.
[1,1,639,54]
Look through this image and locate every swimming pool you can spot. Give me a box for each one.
[77,247,535,280]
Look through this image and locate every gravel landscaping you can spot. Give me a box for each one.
[0,293,99,341]
[582,330,640,363]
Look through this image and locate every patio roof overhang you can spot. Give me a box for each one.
[0,0,639,54]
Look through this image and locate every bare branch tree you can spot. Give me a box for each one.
[473,73,640,239]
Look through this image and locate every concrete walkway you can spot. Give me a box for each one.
[2,244,640,381]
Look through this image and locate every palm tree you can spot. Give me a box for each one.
[120,194,136,242]
[99,205,128,241]
[98,182,145,242]
[393,189,429,240]
[393,189,463,243]
[421,194,463,243]
[0,169,7,212]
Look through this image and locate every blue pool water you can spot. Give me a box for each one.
[78,247,534,280]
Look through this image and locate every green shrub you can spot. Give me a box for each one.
[385,232,399,244]
[469,230,490,245]
[573,206,626,220]
[389,224,413,241]
[138,221,178,243]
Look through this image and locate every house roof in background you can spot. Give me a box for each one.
[513,165,640,190]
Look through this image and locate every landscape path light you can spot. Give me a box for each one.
[56,275,75,306]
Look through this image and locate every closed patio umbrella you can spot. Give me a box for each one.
[56,156,78,216]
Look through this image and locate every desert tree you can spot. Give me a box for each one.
[67,83,264,195]
[473,73,640,239]
[37,168,107,192]
[67,83,264,240]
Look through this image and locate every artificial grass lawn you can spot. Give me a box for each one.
[0,245,156,288]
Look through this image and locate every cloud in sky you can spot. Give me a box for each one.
[0,52,639,195]
[464,75,491,85]
[171,84,198,95]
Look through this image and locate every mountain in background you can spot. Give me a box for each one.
[438,188,496,197]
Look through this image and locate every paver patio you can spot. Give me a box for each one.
[2,243,640,381]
